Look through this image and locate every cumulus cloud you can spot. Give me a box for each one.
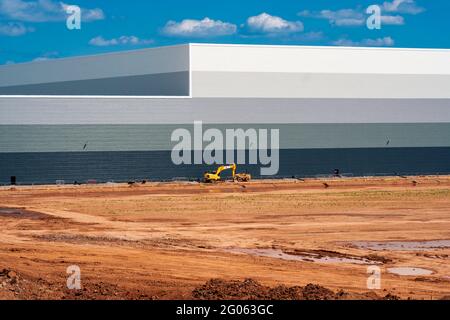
[89,35,154,47]
[294,31,324,42]
[382,0,424,15]
[363,37,395,46]
[332,38,358,46]
[381,15,404,25]
[299,2,420,27]
[0,22,34,36]
[246,13,304,34]
[332,36,395,47]
[299,9,365,26]
[0,0,104,22]
[162,17,237,38]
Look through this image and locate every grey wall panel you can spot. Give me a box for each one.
[2,148,450,185]
[192,72,450,98]
[1,97,449,125]
[0,45,189,87]
[1,123,450,153]
[0,72,189,96]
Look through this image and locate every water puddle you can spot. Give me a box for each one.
[350,240,450,251]
[225,248,379,265]
[387,267,433,276]
[0,207,51,220]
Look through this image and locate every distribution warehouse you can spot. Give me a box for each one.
[0,43,450,184]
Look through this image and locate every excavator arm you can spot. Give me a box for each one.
[215,164,236,177]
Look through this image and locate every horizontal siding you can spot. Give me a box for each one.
[1,97,450,124]
[0,72,189,96]
[1,148,450,185]
[1,123,450,153]
[192,72,450,98]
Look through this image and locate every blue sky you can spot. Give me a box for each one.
[0,0,449,64]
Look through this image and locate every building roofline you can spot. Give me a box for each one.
[189,43,450,52]
[2,43,449,69]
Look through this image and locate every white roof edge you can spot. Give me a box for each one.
[189,43,450,52]
[3,43,449,69]
[0,95,192,99]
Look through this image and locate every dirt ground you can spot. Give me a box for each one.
[0,176,449,300]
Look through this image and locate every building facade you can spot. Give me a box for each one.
[1,44,450,184]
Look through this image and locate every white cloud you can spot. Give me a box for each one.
[299,4,418,27]
[0,0,104,22]
[332,38,358,46]
[246,13,304,33]
[320,9,365,26]
[32,51,59,61]
[0,22,34,36]
[89,35,154,47]
[299,9,365,26]
[295,31,324,41]
[33,57,51,61]
[363,37,395,46]
[382,0,424,15]
[60,3,104,22]
[381,15,404,25]
[162,17,237,38]
[332,36,395,47]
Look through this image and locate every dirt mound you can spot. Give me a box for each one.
[0,268,19,284]
[0,268,158,300]
[192,278,268,300]
[0,268,22,297]
[192,279,403,300]
[301,283,337,300]
[192,279,343,300]
[267,285,304,300]
[382,293,401,300]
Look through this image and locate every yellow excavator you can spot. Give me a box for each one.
[203,163,251,183]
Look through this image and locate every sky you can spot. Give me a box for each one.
[0,0,449,64]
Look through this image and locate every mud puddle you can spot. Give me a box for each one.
[350,240,450,251]
[0,207,54,220]
[387,267,433,276]
[225,248,381,265]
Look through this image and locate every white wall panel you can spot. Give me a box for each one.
[190,44,450,75]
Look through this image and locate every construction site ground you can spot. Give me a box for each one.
[0,176,449,300]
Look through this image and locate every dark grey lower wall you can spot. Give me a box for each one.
[0,71,189,96]
[1,148,450,185]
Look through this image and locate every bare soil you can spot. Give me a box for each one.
[0,176,449,300]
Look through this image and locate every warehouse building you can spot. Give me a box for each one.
[1,44,450,184]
